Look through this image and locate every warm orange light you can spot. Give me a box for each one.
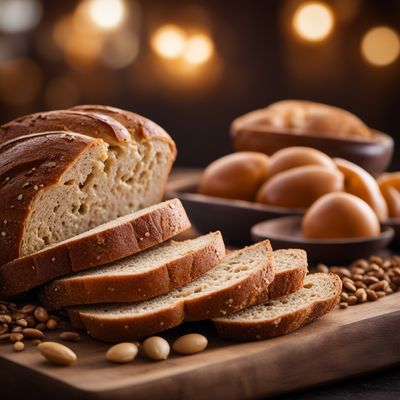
[183,34,214,65]
[86,0,125,30]
[292,2,334,42]
[151,25,186,59]
[361,26,400,67]
[52,14,102,69]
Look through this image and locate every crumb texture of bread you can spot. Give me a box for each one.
[67,240,274,342]
[213,273,341,341]
[0,106,176,264]
[39,231,225,308]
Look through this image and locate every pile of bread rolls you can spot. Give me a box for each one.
[200,146,399,240]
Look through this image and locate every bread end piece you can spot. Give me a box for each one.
[214,273,341,341]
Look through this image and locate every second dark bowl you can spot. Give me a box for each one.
[251,216,394,265]
[232,127,394,176]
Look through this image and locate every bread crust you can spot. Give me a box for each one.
[70,105,177,157]
[213,273,341,341]
[0,110,132,145]
[0,199,191,299]
[267,249,308,299]
[0,131,103,266]
[39,231,225,309]
[68,241,275,342]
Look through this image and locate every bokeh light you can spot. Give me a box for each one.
[52,15,102,70]
[0,0,42,34]
[183,34,214,65]
[292,2,334,42]
[361,26,400,67]
[151,25,187,59]
[101,30,139,69]
[86,0,125,30]
[0,58,42,105]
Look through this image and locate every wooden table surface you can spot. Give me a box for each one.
[0,168,399,400]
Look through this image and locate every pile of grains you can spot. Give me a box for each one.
[0,301,80,351]
[317,255,400,309]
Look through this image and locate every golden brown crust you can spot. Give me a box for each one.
[38,231,224,309]
[231,101,372,140]
[71,105,177,158]
[0,110,132,145]
[68,241,275,342]
[0,199,191,299]
[0,131,102,266]
[213,274,341,341]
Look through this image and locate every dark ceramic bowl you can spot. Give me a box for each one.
[232,127,394,176]
[381,218,400,249]
[251,216,394,265]
[166,175,304,246]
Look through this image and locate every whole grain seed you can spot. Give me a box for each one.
[22,328,44,339]
[14,341,24,352]
[46,318,58,330]
[38,342,77,366]
[366,289,378,301]
[59,331,80,342]
[16,319,28,327]
[340,292,349,302]
[106,343,138,363]
[355,288,367,302]
[354,281,367,289]
[142,337,170,361]
[10,332,23,342]
[173,334,208,355]
[339,302,349,309]
[364,276,380,285]
[347,296,358,306]
[34,307,49,322]
[343,281,357,292]
[0,333,10,340]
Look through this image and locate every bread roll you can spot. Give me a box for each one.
[199,152,269,201]
[302,193,380,239]
[334,158,388,220]
[256,165,343,209]
[267,146,336,178]
[378,172,400,218]
[232,100,372,140]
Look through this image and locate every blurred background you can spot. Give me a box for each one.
[0,0,399,167]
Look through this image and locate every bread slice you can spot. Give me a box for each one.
[0,199,190,299]
[68,240,274,342]
[213,273,342,341]
[0,106,176,265]
[39,232,225,309]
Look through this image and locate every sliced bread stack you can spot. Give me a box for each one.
[65,246,341,343]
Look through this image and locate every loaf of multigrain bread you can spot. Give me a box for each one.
[0,106,176,265]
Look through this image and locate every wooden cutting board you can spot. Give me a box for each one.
[1,292,399,400]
